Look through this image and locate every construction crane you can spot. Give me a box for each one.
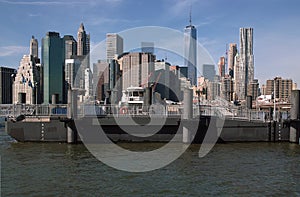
[140,72,153,88]
[152,72,162,92]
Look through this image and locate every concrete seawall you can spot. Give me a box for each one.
[5,116,289,143]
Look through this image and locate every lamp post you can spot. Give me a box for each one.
[273,78,276,121]
[35,82,38,105]
[196,89,201,116]
[11,73,16,116]
[11,73,15,103]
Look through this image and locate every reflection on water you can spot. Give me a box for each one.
[0,129,299,196]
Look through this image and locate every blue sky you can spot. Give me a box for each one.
[0,0,300,86]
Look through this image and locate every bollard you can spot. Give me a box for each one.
[67,126,75,144]
[290,90,300,143]
[183,88,193,143]
[18,93,26,104]
[183,88,193,119]
[51,94,59,104]
[183,126,191,144]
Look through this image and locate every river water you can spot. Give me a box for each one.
[0,128,299,196]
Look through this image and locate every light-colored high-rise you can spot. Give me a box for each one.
[63,35,77,59]
[122,52,155,91]
[234,53,243,100]
[65,58,80,89]
[13,55,41,104]
[234,28,254,100]
[266,77,292,102]
[247,79,259,100]
[106,33,123,63]
[221,76,234,102]
[84,67,92,100]
[227,43,237,77]
[184,14,197,86]
[240,28,254,97]
[93,60,109,101]
[218,56,225,77]
[77,23,90,56]
[240,28,254,83]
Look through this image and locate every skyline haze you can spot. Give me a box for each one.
[0,0,299,86]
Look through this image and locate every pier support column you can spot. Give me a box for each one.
[290,90,300,143]
[246,96,252,109]
[67,89,72,119]
[67,89,77,144]
[143,87,152,112]
[183,88,193,144]
[71,89,78,120]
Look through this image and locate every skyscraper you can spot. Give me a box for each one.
[227,43,237,78]
[42,32,64,104]
[65,58,80,90]
[240,28,254,83]
[202,64,216,81]
[13,55,40,104]
[76,23,91,103]
[106,33,123,63]
[0,66,16,104]
[266,77,292,101]
[77,23,90,56]
[122,52,155,91]
[63,35,77,59]
[218,56,225,77]
[141,42,154,54]
[234,28,254,100]
[93,60,109,101]
[184,13,197,86]
[239,28,254,99]
[30,36,38,59]
[247,79,259,100]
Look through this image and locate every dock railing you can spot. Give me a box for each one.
[0,103,289,123]
[0,104,68,118]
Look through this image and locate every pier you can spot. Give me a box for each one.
[3,89,300,144]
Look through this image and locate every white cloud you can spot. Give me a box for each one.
[198,37,218,47]
[0,46,28,57]
[86,17,139,27]
[167,0,198,15]
[28,13,40,17]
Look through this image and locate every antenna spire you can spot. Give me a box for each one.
[189,6,192,26]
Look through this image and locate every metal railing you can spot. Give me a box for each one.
[0,103,290,123]
[0,104,68,117]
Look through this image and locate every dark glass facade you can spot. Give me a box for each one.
[42,32,64,104]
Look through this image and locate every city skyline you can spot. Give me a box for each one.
[0,0,300,86]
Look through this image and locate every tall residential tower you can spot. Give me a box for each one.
[234,28,254,100]
[227,43,237,78]
[106,33,123,63]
